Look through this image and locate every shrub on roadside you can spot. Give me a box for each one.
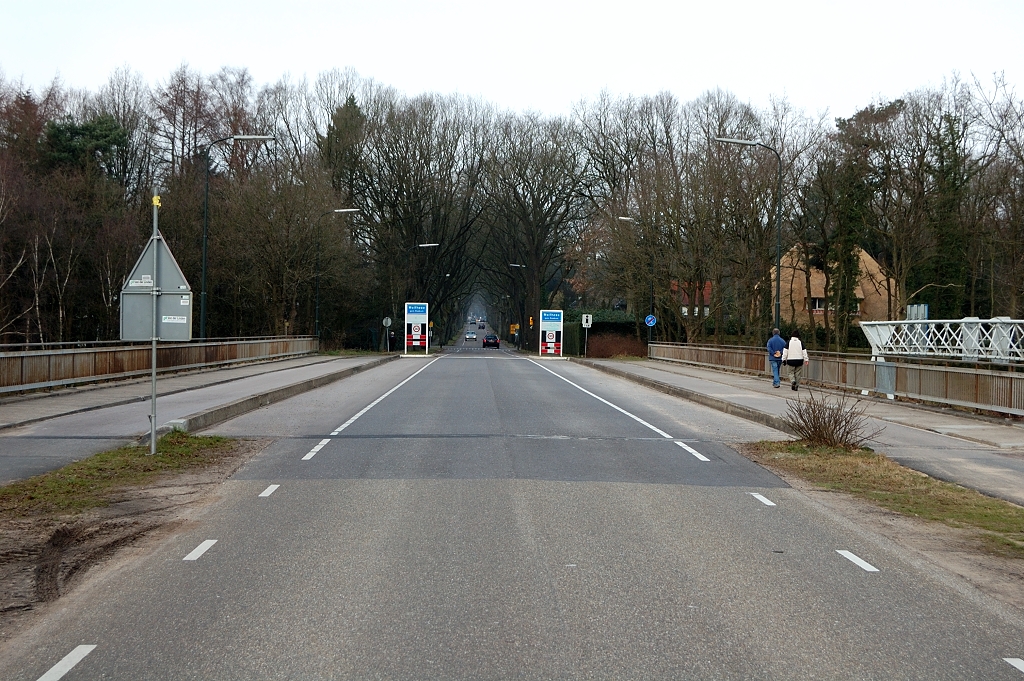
[586,333,647,358]
[785,391,882,449]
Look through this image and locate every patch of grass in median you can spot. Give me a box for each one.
[0,432,234,519]
[747,441,1024,559]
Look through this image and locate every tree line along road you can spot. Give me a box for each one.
[4,348,1024,680]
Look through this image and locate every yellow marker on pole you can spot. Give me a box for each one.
[152,195,161,208]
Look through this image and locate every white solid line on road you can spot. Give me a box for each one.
[258,484,280,497]
[1006,658,1024,673]
[527,359,674,439]
[750,492,777,506]
[36,645,96,681]
[183,539,218,561]
[325,357,442,438]
[836,549,879,572]
[675,441,710,461]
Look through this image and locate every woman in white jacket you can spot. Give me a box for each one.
[781,331,809,391]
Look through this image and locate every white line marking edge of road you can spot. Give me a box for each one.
[836,549,879,572]
[308,356,442,457]
[674,440,710,461]
[183,539,218,561]
[526,359,674,439]
[36,644,96,681]
[749,492,777,506]
[258,484,280,497]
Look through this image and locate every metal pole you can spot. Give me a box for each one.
[200,148,210,340]
[772,146,783,332]
[150,191,160,455]
[200,135,274,339]
[649,248,655,344]
[315,218,321,339]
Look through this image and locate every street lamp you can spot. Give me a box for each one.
[618,216,655,343]
[715,136,784,330]
[315,208,360,338]
[200,134,275,339]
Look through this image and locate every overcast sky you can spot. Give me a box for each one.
[3,0,1022,120]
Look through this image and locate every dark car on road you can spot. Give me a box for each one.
[482,334,500,348]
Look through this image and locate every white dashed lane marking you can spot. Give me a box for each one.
[836,550,879,572]
[183,540,218,561]
[675,441,710,461]
[36,645,96,681]
[258,484,280,497]
[1006,658,1024,673]
[749,492,776,506]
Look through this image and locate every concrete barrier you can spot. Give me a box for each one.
[162,354,399,436]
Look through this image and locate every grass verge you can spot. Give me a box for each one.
[0,432,235,519]
[746,440,1024,559]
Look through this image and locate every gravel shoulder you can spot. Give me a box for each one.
[0,438,270,644]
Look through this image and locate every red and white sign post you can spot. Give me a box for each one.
[404,302,429,355]
[539,309,563,356]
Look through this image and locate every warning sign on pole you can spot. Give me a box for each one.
[538,309,563,356]
[404,302,429,355]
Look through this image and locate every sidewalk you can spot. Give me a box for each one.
[573,357,1024,507]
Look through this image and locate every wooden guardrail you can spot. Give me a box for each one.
[649,342,1024,416]
[0,337,318,394]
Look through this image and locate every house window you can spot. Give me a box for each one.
[807,298,863,314]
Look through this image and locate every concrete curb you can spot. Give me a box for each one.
[569,358,799,437]
[161,354,400,436]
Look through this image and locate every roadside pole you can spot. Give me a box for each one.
[582,314,592,358]
[121,192,192,454]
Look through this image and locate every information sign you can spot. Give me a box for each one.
[120,234,192,341]
[581,314,593,328]
[404,302,429,355]
[539,309,563,356]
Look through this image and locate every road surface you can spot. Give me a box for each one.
[4,347,1023,679]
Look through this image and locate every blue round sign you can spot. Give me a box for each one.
[645,314,657,327]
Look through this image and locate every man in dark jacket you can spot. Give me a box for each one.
[766,328,787,388]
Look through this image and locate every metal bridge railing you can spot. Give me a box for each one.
[0,337,318,394]
[649,342,1024,417]
[860,318,1024,363]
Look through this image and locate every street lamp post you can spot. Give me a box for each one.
[315,208,360,338]
[715,137,784,331]
[509,263,526,349]
[618,216,655,343]
[200,134,275,339]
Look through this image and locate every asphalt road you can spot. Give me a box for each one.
[4,347,1024,679]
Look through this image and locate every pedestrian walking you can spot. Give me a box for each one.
[766,328,787,388]
[781,330,809,391]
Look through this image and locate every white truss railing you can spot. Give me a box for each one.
[860,318,1024,363]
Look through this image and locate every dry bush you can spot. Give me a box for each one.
[586,333,648,358]
[785,391,883,449]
